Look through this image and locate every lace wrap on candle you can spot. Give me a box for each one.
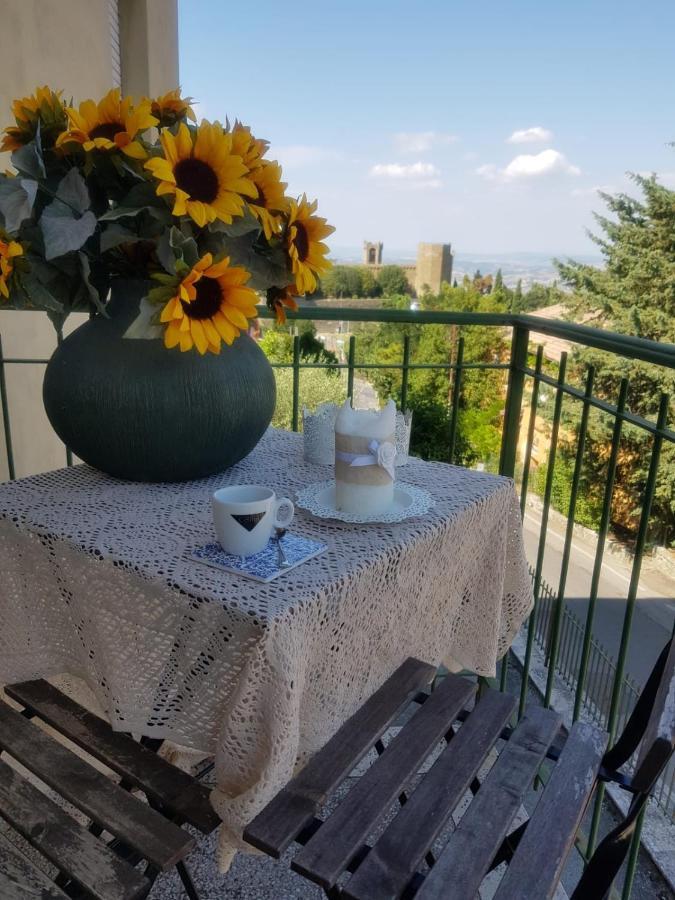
[335,432,396,485]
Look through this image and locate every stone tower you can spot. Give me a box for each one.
[363,241,383,266]
[415,243,453,295]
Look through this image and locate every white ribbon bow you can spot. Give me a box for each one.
[335,439,397,480]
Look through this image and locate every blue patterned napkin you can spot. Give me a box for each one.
[191,533,327,583]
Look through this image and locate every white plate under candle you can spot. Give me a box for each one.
[295,481,434,524]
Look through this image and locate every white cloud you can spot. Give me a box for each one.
[507,126,554,144]
[369,161,442,190]
[393,132,458,153]
[477,149,581,182]
[274,145,342,167]
[370,161,440,179]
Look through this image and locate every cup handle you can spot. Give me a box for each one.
[273,497,294,529]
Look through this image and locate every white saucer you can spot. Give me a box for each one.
[295,481,434,524]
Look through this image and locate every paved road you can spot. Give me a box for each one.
[522,510,675,688]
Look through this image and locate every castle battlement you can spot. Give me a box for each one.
[361,241,453,296]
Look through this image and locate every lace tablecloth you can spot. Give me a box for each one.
[0,428,533,869]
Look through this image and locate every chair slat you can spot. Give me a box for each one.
[344,687,517,900]
[244,656,436,857]
[5,679,219,834]
[291,672,476,890]
[0,830,71,900]
[415,705,562,900]
[0,701,193,871]
[0,759,149,900]
[493,721,607,900]
[633,637,675,792]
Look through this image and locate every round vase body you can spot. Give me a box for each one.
[43,280,276,482]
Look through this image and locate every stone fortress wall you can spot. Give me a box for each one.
[359,241,453,296]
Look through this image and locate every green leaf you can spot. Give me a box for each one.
[213,235,290,290]
[78,252,107,316]
[11,141,46,179]
[55,168,90,215]
[208,208,261,238]
[100,223,139,253]
[0,178,38,232]
[21,271,64,314]
[40,199,97,260]
[123,295,164,340]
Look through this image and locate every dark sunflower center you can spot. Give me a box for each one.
[89,121,125,142]
[250,185,266,208]
[294,222,310,261]
[174,158,219,203]
[181,277,222,320]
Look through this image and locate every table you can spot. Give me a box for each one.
[0,428,533,869]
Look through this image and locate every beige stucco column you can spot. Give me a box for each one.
[0,0,178,480]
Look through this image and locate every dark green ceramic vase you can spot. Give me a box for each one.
[43,279,276,482]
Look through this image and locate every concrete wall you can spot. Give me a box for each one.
[0,0,178,481]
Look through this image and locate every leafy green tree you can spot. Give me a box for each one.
[356,283,508,468]
[377,265,410,297]
[320,265,363,297]
[260,321,338,370]
[359,266,382,298]
[556,174,675,544]
[271,369,347,430]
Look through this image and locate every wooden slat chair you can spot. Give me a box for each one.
[0,679,221,900]
[245,640,675,900]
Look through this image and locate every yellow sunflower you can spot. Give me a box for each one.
[266,284,299,324]
[160,253,259,354]
[55,88,157,159]
[286,195,334,294]
[0,237,23,299]
[150,89,196,127]
[145,121,256,227]
[248,161,288,239]
[231,121,268,170]
[1,86,66,152]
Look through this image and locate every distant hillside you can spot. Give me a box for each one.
[328,247,603,289]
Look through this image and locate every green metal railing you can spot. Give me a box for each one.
[1,306,674,897]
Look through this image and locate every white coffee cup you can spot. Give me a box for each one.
[212,485,294,557]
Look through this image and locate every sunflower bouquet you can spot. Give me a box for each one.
[0,86,334,354]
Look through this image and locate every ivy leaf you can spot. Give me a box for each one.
[0,178,38,232]
[55,168,90,215]
[214,235,290,290]
[11,141,46,179]
[123,295,164,340]
[100,223,139,253]
[208,208,261,238]
[40,199,97,260]
[21,271,64,314]
[78,252,107,316]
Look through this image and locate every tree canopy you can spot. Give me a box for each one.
[555,174,675,544]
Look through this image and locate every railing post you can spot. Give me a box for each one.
[291,335,300,432]
[448,336,464,464]
[0,334,15,481]
[346,335,356,400]
[499,324,529,478]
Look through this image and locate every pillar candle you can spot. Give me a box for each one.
[334,399,396,515]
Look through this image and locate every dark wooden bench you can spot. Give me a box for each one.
[245,641,675,899]
[0,679,221,900]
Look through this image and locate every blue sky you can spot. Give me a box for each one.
[179,0,675,257]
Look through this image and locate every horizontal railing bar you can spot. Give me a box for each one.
[4,307,675,370]
[254,306,675,370]
[0,358,51,365]
[268,361,509,372]
[521,365,675,442]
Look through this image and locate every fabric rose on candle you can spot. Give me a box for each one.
[376,441,397,480]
